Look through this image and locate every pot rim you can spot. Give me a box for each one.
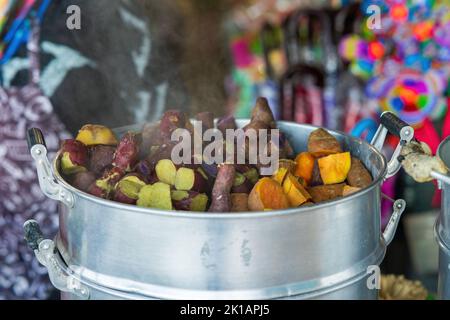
[54,121,387,219]
[438,135,450,170]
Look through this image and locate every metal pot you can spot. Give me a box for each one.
[24,112,413,300]
[435,137,450,299]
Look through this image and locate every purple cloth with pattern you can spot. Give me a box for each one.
[0,21,70,299]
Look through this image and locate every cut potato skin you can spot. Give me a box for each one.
[282,174,311,207]
[347,157,373,188]
[307,128,342,157]
[307,183,346,203]
[230,193,249,212]
[310,159,324,186]
[342,185,361,196]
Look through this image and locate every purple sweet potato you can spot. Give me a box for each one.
[251,97,276,129]
[133,159,155,182]
[231,172,252,194]
[208,164,236,212]
[112,132,140,171]
[113,174,147,205]
[217,115,237,135]
[71,171,96,192]
[89,145,116,175]
[174,167,208,193]
[159,110,187,140]
[171,190,209,212]
[88,166,125,199]
[60,139,88,175]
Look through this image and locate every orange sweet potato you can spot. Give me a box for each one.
[248,178,289,211]
[318,152,351,185]
[282,173,312,207]
[272,167,289,185]
[294,152,315,185]
[277,159,296,173]
[230,193,249,212]
[307,128,342,157]
[307,183,346,203]
[342,185,361,196]
[310,159,323,186]
[347,157,373,188]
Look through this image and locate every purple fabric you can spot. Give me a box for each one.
[0,21,70,299]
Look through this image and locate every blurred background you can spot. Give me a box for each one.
[0,0,449,299]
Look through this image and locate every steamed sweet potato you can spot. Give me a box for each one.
[294,152,315,185]
[282,173,312,207]
[71,171,96,193]
[88,166,125,199]
[279,132,295,159]
[174,167,208,193]
[155,159,177,185]
[76,124,118,146]
[307,183,346,203]
[235,164,259,185]
[248,177,289,211]
[133,159,154,182]
[277,159,296,174]
[60,139,88,175]
[230,193,249,212]
[251,97,276,129]
[231,172,252,194]
[217,115,237,135]
[342,185,361,196]
[272,167,289,185]
[318,152,351,185]
[137,182,172,210]
[347,157,373,188]
[307,128,342,157]
[146,142,178,168]
[243,119,271,133]
[208,164,236,212]
[113,174,147,204]
[140,123,159,158]
[159,110,187,140]
[89,145,116,175]
[171,190,208,212]
[310,159,324,186]
[112,132,140,171]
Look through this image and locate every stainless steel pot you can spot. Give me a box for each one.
[435,137,450,299]
[24,112,413,300]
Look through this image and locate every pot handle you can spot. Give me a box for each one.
[23,220,90,299]
[382,198,407,246]
[371,112,415,179]
[27,128,74,208]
